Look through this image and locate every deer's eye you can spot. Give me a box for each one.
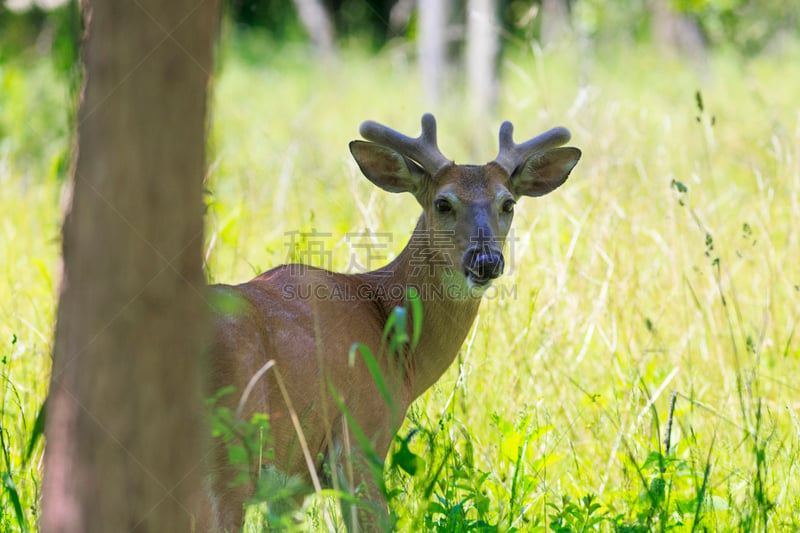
[434,198,453,213]
[502,199,516,213]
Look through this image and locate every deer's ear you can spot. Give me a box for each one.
[349,140,426,194]
[509,147,581,197]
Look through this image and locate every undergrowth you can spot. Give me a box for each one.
[2,29,799,532]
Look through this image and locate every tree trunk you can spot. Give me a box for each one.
[541,0,570,46]
[650,0,707,62]
[389,0,416,35]
[418,0,449,105]
[466,0,498,138]
[292,0,336,60]
[41,1,219,532]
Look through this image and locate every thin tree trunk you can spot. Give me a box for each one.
[41,1,219,532]
[418,0,449,105]
[650,0,707,62]
[541,0,570,46]
[466,0,498,130]
[389,0,416,34]
[292,0,336,60]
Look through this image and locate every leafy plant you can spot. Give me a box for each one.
[547,494,606,532]
[207,387,312,528]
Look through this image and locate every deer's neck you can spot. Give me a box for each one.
[368,216,482,400]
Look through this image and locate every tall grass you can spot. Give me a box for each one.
[2,29,799,530]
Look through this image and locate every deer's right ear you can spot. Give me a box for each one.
[508,147,581,198]
[349,140,425,194]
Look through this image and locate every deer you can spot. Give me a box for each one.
[203,114,581,531]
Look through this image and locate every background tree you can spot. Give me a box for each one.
[40,1,219,531]
[467,0,499,127]
[292,0,336,60]
[540,0,571,46]
[418,0,450,105]
[650,0,706,60]
[4,0,799,61]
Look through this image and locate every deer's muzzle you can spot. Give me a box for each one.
[463,247,504,287]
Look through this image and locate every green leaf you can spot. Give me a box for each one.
[670,179,688,193]
[640,450,666,471]
[390,305,409,352]
[706,495,729,511]
[23,400,46,466]
[531,453,563,471]
[406,287,422,352]
[392,436,424,476]
[228,444,248,466]
[349,342,393,410]
[209,289,248,316]
[2,471,27,532]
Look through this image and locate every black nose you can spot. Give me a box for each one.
[465,249,505,282]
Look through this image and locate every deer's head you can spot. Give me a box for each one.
[350,114,581,291]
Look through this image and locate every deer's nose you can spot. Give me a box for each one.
[464,248,505,285]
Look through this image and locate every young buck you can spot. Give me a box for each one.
[205,114,581,531]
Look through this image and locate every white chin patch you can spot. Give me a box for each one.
[465,273,493,293]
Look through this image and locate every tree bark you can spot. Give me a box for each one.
[41,1,219,532]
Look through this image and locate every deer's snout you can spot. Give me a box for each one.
[463,247,505,286]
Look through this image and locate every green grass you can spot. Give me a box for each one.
[3,29,800,531]
[1,55,67,531]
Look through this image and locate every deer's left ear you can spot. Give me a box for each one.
[349,140,426,194]
[508,147,581,197]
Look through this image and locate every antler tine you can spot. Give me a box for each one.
[494,122,572,176]
[359,113,451,177]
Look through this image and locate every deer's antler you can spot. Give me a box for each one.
[359,113,452,177]
[493,122,572,176]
